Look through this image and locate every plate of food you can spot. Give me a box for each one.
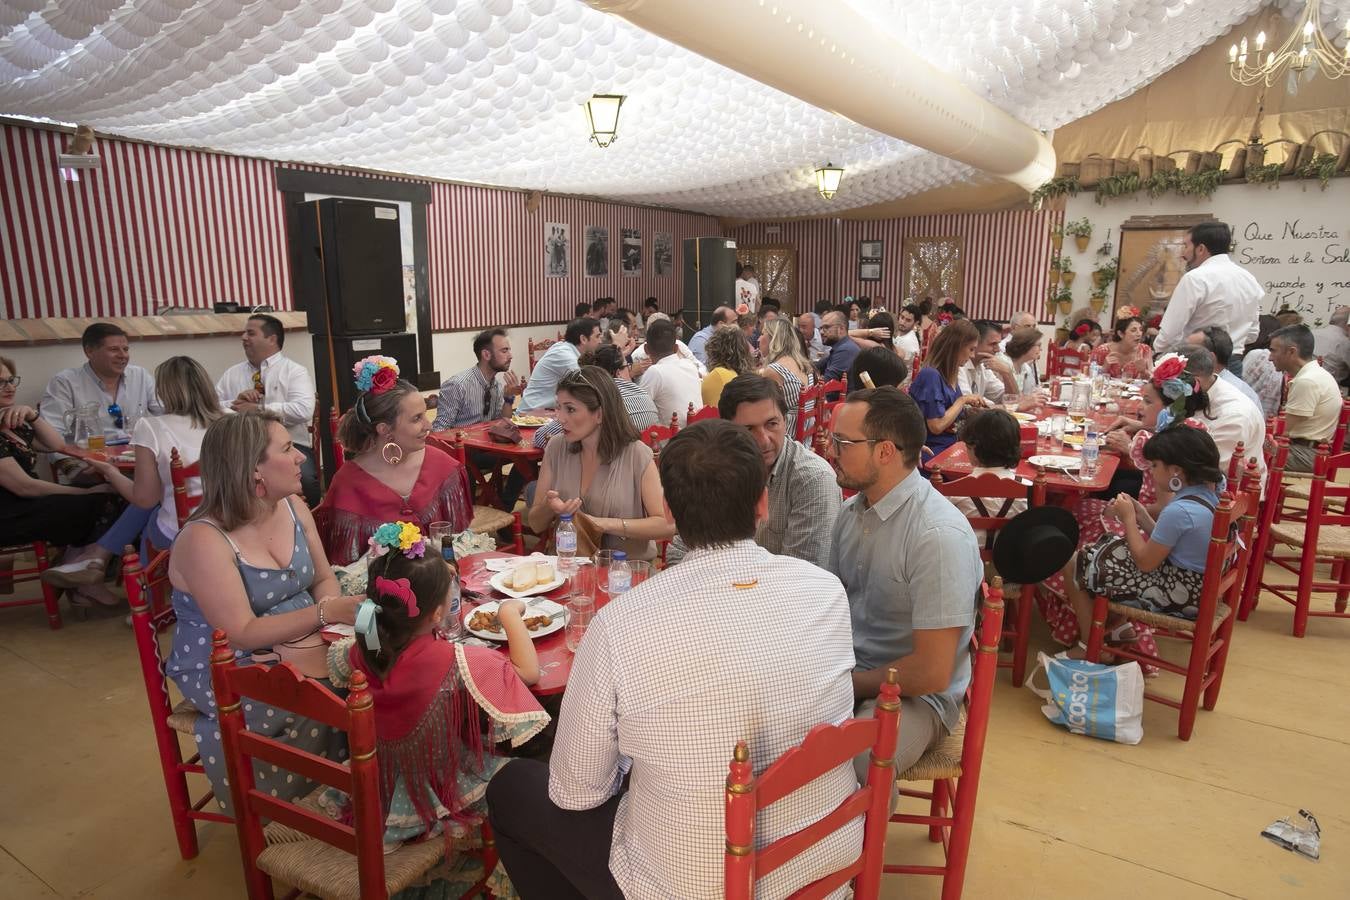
[489,561,566,598]
[510,414,551,427]
[1011,411,1037,422]
[1062,433,1085,446]
[1028,454,1080,471]
[463,599,566,641]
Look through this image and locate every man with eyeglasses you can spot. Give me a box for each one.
[817,310,860,386]
[828,387,982,775]
[433,328,525,510]
[40,322,161,480]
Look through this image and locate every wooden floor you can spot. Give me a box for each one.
[2,573,1347,899]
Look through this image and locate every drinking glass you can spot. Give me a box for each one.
[1067,381,1091,426]
[1001,389,1021,414]
[565,594,594,652]
[428,521,454,562]
[568,564,598,605]
[593,549,614,601]
[627,560,652,589]
[1049,415,1067,452]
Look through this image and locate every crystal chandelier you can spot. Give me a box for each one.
[1228,0,1350,88]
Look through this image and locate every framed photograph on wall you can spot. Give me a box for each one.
[545,222,570,278]
[859,239,883,281]
[621,228,641,277]
[585,226,608,277]
[653,232,673,276]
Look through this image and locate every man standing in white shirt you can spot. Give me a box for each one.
[1269,324,1344,472]
[637,319,703,425]
[1154,222,1263,373]
[488,419,860,900]
[215,314,318,504]
[41,322,163,479]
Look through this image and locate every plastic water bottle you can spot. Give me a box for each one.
[556,514,577,576]
[608,550,631,596]
[1081,429,1100,478]
[444,574,464,640]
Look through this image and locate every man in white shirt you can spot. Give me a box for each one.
[1000,310,1038,353]
[893,304,923,361]
[734,263,760,314]
[488,419,860,900]
[1269,324,1344,472]
[631,313,706,378]
[41,322,163,478]
[957,320,1017,402]
[216,314,319,504]
[1186,326,1263,413]
[637,319,703,425]
[1182,347,1267,489]
[519,317,602,411]
[1314,306,1350,385]
[797,313,829,365]
[1154,222,1263,371]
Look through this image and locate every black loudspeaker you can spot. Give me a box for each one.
[682,237,738,328]
[293,197,406,336]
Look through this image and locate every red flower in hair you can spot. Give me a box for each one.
[370,366,398,394]
[1073,323,1091,337]
[1147,314,1163,329]
[1151,356,1186,386]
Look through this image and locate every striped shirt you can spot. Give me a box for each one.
[432,364,505,430]
[549,540,860,900]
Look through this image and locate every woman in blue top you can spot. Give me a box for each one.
[166,410,363,814]
[907,318,985,457]
[1061,425,1223,652]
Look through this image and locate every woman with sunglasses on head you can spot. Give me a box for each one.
[0,355,123,607]
[315,357,472,566]
[528,366,674,561]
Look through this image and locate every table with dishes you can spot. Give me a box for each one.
[430,415,550,503]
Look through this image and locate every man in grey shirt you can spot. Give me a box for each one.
[829,386,983,772]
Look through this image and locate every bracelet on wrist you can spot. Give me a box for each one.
[317,598,328,629]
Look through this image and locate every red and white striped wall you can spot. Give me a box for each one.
[732,209,1061,322]
[0,122,719,328]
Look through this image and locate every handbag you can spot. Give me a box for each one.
[485,418,521,444]
[1027,651,1144,744]
[572,510,604,557]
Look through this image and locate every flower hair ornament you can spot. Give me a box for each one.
[1073,322,1093,339]
[374,576,420,617]
[936,311,955,327]
[1116,305,1141,321]
[367,520,428,560]
[1150,354,1196,429]
[353,355,400,395]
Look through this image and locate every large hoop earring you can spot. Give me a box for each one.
[1167,474,1183,493]
[381,442,404,466]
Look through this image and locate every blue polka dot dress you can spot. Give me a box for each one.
[165,499,348,815]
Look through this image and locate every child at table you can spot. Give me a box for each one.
[324,522,547,896]
[945,410,1027,550]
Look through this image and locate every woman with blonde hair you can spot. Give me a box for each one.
[701,324,755,408]
[759,316,817,439]
[85,355,224,551]
[315,356,471,565]
[528,366,673,561]
[166,409,362,813]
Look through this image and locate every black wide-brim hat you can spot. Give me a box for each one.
[991,506,1080,584]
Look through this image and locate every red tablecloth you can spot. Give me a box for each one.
[926,440,1120,495]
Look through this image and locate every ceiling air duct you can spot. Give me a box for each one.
[586,0,1056,192]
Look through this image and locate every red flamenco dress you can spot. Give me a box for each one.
[315,446,473,566]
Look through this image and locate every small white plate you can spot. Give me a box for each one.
[1028,454,1080,471]
[463,599,566,641]
[1011,412,1037,422]
[489,568,567,599]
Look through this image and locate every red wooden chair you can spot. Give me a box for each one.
[640,421,678,457]
[0,540,62,629]
[527,334,561,372]
[1245,443,1350,637]
[123,548,231,859]
[1045,343,1088,378]
[934,472,1045,685]
[724,670,901,900]
[1274,398,1350,519]
[329,407,344,474]
[793,378,827,443]
[1084,462,1261,739]
[211,631,495,900]
[885,581,1005,899]
[687,402,719,424]
[1239,436,1288,622]
[169,447,203,529]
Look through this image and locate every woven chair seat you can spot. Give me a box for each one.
[257,835,445,900]
[469,505,513,535]
[166,699,200,735]
[1106,600,1231,633]
[1282,482,1313,501]
[1270,522,1350,558]
[899,707,966,782]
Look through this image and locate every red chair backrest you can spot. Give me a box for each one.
[211,632,390,900]
[724,671,901,900]
[687,403,719,424]
[169,447,203,529]
[1047,343,1088,378]
[1225,441,1245,484]
[934,471,1043,554]
[640,423,678,461]
[794,378,826,443]
[1302,443,1350,537]
[528,336,561,372]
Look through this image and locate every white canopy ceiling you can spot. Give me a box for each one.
[1,0,1343,217]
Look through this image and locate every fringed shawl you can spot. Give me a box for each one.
[348,635,548,833]
[315,446,473,565]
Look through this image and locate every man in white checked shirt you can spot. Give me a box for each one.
[488,419,861,900]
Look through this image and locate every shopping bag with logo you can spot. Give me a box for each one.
[1027,651,1144,744]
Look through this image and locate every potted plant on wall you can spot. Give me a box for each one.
[1089,287,1108,312]
[1055,286,1073,315]
[1050,222,1064,252]
[1065,217,1093,252]
[1092,259,1118,290]
[1058,255,1075,288]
